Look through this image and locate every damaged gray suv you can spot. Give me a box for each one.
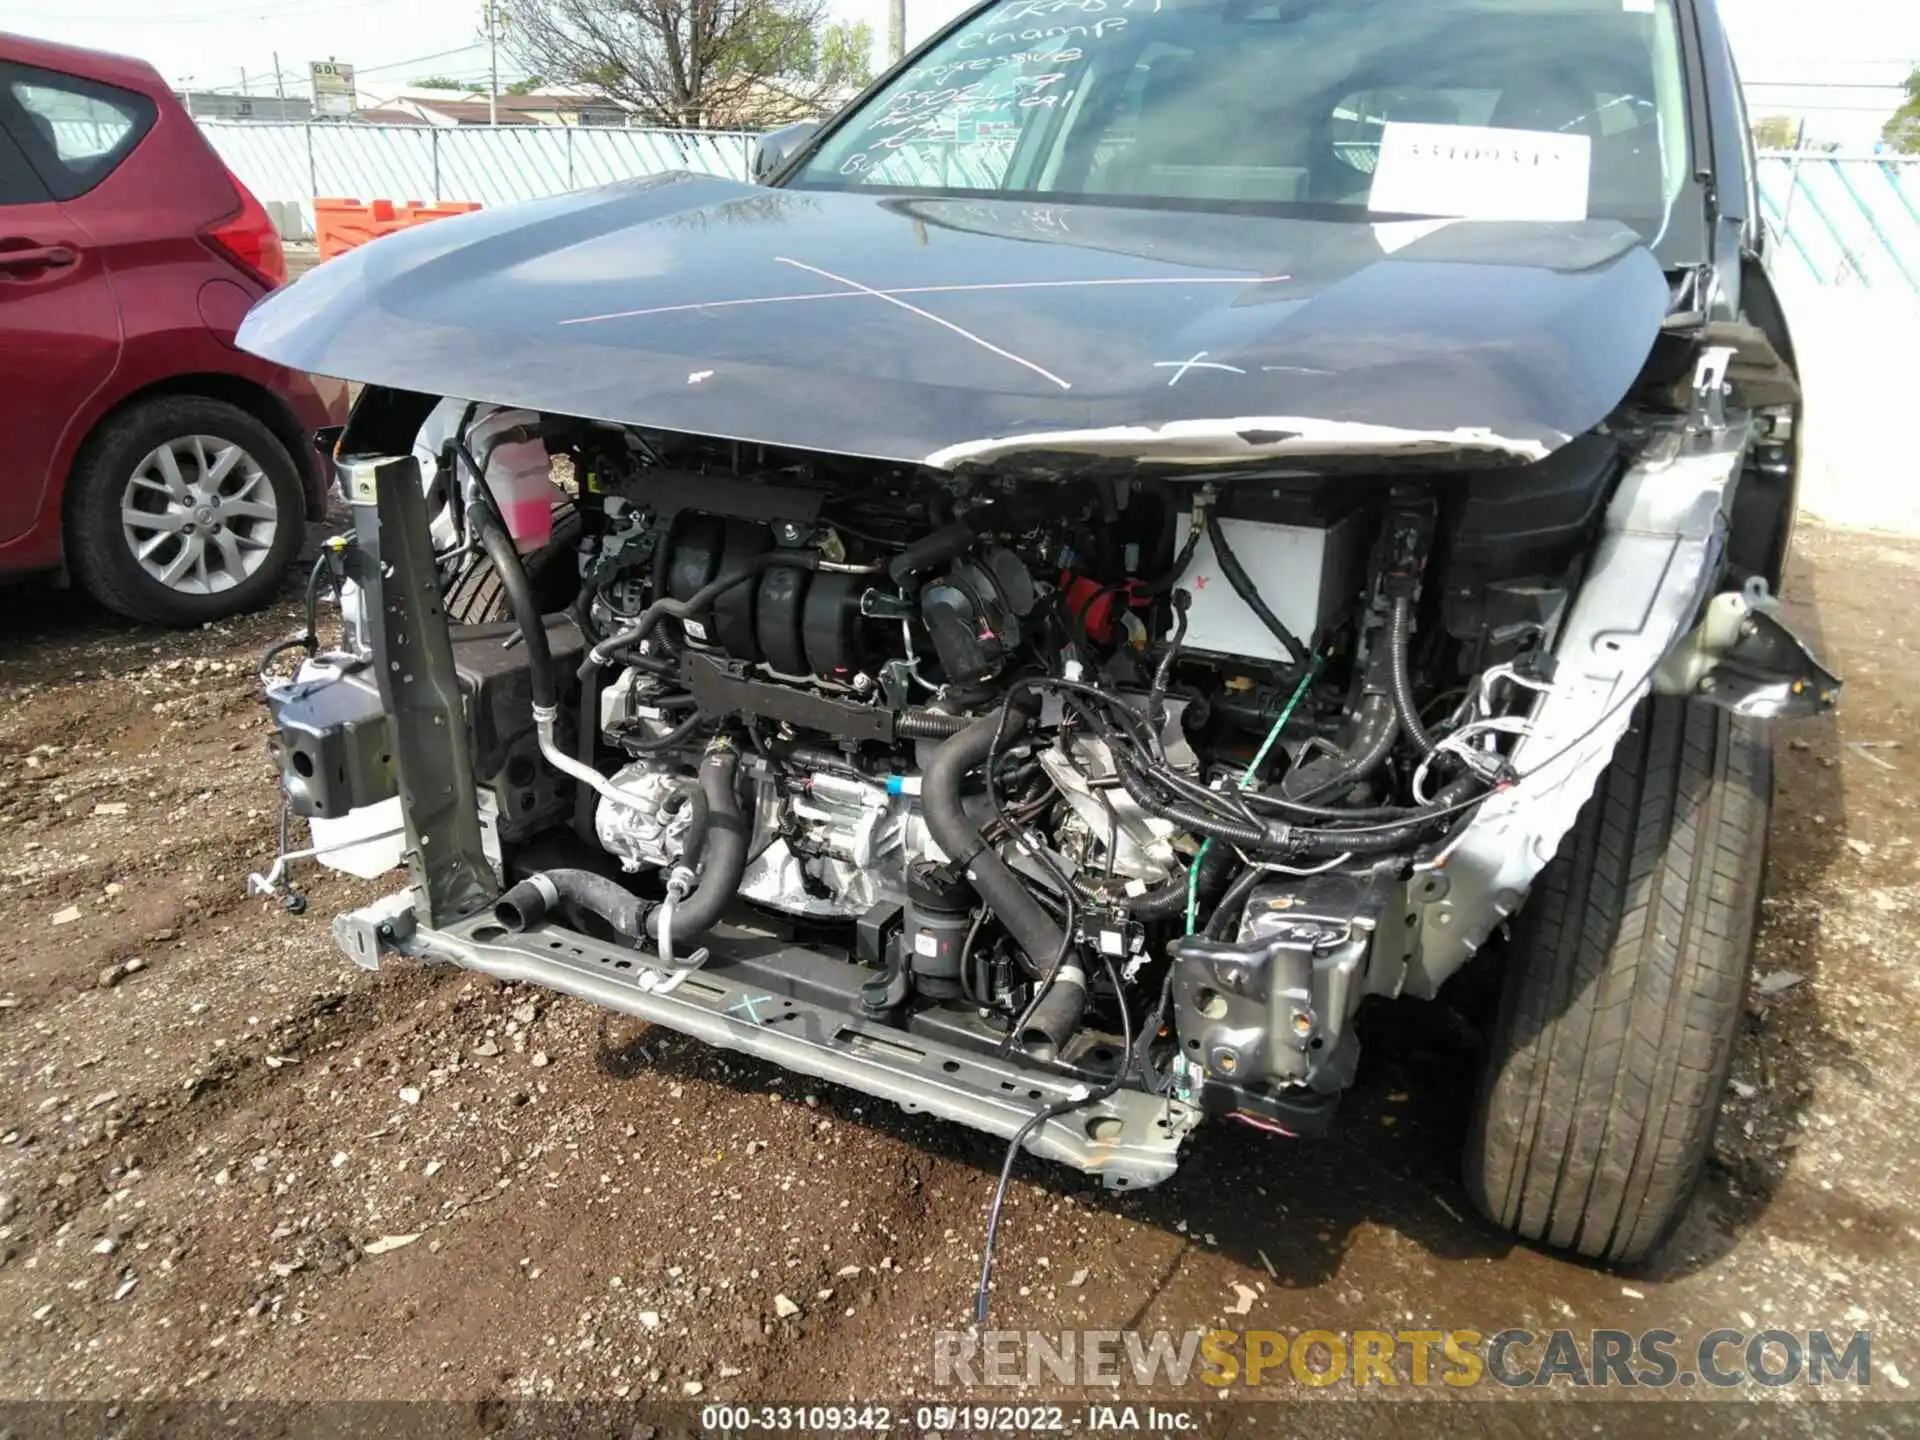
[242,0,1835,1291]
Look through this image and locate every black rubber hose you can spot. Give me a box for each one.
[1387,596,1437,758]
[677,783,712,870]
[474,507,557,712]
[920,713,1067,983]
[1126,875,1190,920]
[573,659,602,845]
[644,745,748,945]
[1018,957,1088,1056]
[587,552,820,671]
[495,868,646,939]
[1205,865,1264,940]
[1205,511,1307,666]
[1279,690,1399,804]
[896,708,973,740]
[1126,842,1233,920]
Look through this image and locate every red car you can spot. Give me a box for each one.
[0,34,346,625]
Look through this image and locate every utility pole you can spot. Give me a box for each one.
[887,0,905,63]
[273,51,286,100]
[240,65,249,95]
[486,0,500,126]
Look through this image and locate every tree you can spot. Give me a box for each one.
[1884,66,1920,154]
[505,74,549,95]
[502,0,872,129]
[411,75,470,90]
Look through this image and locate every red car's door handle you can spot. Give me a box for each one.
[0,244,79,272]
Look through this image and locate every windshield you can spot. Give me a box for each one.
[792,0,1692,235]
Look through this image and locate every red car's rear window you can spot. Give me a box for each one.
[0,60,157,202]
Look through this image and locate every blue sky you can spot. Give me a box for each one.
[9,0,1916,146]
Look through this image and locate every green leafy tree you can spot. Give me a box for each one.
[411,75,470,90]
[505,74,550,95]
[503,0,872,128]
[1750,114,1798,151]
[1884,66,1920,154]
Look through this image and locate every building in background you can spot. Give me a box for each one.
[173,90,311,121]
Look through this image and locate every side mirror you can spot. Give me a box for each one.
[750,121,822,184]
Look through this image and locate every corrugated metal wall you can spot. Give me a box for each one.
[1757,153,1920,295]
[195,122,1918,294]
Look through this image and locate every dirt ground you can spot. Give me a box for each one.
[0,516,1915,1419]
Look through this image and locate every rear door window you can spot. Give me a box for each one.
[0,62,157,202]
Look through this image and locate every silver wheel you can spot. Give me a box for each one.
[120,434,279,595]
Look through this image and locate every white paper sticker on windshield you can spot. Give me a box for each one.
[1368,122,1591,223]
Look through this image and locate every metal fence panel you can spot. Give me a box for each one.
[1756,153,1920,296]
[196,121,753,235]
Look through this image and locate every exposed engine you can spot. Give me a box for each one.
[264,402,1621,1141]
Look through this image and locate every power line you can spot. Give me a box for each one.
[353,43,494,76]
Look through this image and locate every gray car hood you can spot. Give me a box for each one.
[239,172,1671,470]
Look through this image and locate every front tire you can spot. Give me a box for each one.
[65,396,305,626]
[1464,697,1771,1264]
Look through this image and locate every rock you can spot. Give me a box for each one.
[93,1237,119,1255]
[112,1276,138,1301]
[773,1293,801,1318]
[1068,1268,1089,1288]
[1225,1282,1257,1316]
[1755,971,1805,997]
[330,1151,349,1169]
[399,1086,422,1106]
[51,907,82,927]
[473,1040,501,1058]
[94,802,129,817]
[362,1233,420,1256]
[682,1381,704,1397]
[530,1052,550,1069]
[99,965,125,989]
[423,1160,443,1178]
[511,1002,539,1025]
[1729,1079,1757,1100]
[122,958,146,976]
[638,1310,662,1330]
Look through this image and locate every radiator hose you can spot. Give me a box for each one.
[492,743,746,951]
[645,744,746,947]
[921,712,1087,1053]
[494,868,645,939]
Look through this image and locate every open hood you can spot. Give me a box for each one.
[239,172,1671,470]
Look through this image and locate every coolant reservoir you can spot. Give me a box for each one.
[467,408,554,551]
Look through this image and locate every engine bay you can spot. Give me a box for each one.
[262,401,1643,1137]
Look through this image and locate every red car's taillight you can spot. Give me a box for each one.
[204,170,287,289]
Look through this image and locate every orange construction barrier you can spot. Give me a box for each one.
[313,197,483,261]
